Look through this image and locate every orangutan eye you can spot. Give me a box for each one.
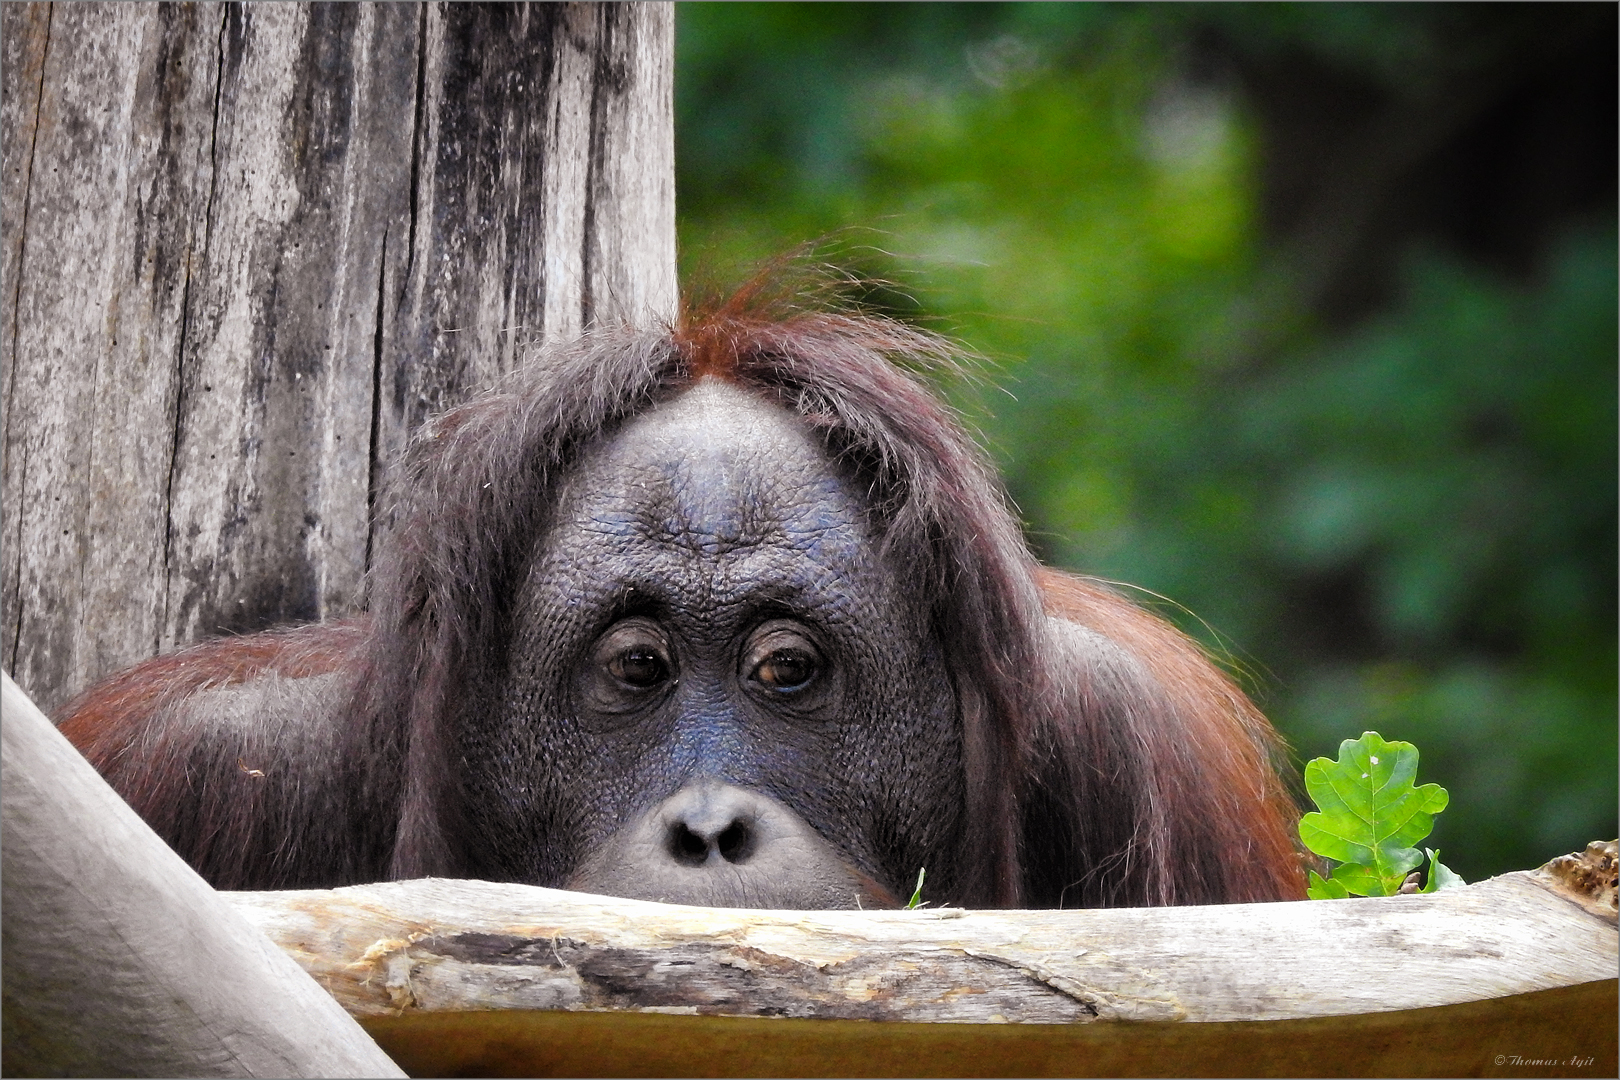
[610,646,669,688]
[743,623,824,695]
[752,648,818,691]
[584,619,676,714]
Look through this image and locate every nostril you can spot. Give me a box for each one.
[716,820,753,864]
[666,817,756,867]
[670,823,710,866]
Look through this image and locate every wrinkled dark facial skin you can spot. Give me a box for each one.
[455,380,965,908]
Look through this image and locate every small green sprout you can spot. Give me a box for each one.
[1299,731,1463,899]
[905,867,927,909]
[1420,848,1466,893]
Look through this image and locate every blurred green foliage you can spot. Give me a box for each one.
[676,2,1616,881]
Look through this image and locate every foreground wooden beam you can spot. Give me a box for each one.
[227,852,1617,1078]
[1,672,403,1078]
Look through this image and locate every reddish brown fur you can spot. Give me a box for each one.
[57,622,384,888]
[1033,568,1305,904]
[58,621,366,781]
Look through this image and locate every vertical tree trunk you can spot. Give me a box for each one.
[1,1,676,712]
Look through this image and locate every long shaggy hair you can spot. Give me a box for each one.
[61,287,1305,904]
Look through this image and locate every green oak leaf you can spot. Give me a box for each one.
[1306,869,1349,900]
[1326,860,1388,896]
[1421,848,1465,892]
[1298,731,1450,897]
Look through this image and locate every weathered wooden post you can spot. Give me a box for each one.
[1,1,675,714]
[2,3,674,1074]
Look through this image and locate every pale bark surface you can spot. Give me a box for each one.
[227,868,1618,1026]
[1,671,405,1078]
[1,2,676,712]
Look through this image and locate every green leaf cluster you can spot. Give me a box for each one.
[1299,731,1461,898]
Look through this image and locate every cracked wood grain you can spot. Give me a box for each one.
[225,869,1617,1027]
[2,2,218,709]
[1,1,50,674]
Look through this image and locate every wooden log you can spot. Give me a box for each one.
[225,863,1618,1077]
[0,670,404,1078]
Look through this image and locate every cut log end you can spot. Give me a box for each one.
[1534,839,1620,925]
